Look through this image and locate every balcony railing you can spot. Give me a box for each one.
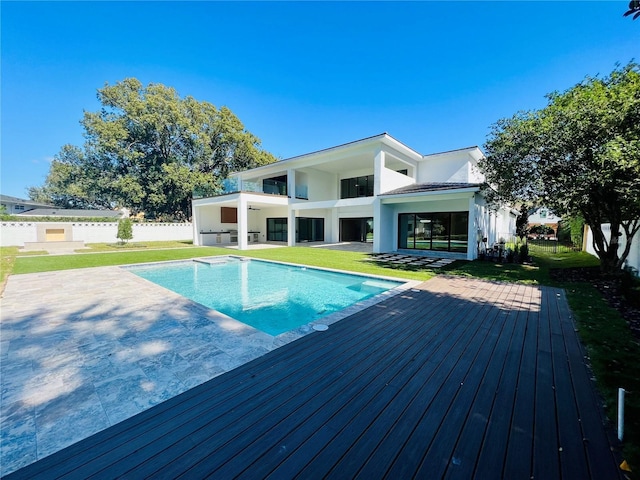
[194,178,310,200]
[295,185,308,200]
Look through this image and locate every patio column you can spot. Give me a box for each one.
[288,207,296,247]
[192,202,201,246]
[373,148,384,196]
[329,208,339,243]
[238,195,248,250]
[373,198,382,253]
[467,194,476,260]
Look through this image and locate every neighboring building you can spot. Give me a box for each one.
[1,194,125,219]
[0,194,52,215]
[527,207,561,238]
[192,133,517,259]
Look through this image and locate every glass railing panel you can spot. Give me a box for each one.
[295,185,308,199]
[222,178,239,194]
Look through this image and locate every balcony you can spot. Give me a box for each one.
[194,178,308,200]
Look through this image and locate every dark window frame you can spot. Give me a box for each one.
[340,174,374,199]
[296,217,324,242]
[398,211,469,253]
[266,217,288,242]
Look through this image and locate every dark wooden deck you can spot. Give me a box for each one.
[5,277,622,479]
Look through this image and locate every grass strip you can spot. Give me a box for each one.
[11,246,435,282]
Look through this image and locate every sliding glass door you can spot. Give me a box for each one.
[398,212,468,253]
[266,218,287,242]
[296,218,324,242]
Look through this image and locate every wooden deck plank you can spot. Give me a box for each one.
[471,283,533,479]
[503,286,541,477]
[441,283,523,479]
[548,287,591,479]
[555,288,622,479]
[316,282,489,479]
[412,282,519,478]
[174,298,439,479]
[4,277,622,480]
[533,286,562,479]
[357,281,506,478]
[349,287,496,479]
[271,290,479,479]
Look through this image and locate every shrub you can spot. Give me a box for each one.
[116,218,133,244]
[569,215,585,247]
[530,224,555,236]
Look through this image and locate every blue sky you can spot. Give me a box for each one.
[1,1,637,199]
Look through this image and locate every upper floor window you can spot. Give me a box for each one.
[340,175,374,199]
[263,175,287,195]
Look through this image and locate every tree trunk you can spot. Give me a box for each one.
[589,222,621,275]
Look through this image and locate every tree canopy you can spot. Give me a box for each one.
[29,78,277,220]
[625,0,640,19]
[479,62,640,273]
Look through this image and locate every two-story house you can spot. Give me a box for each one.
[192,133,516,260]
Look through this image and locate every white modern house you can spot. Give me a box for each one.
[192,133,516,260]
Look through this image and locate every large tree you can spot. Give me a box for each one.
[30,78,277,220]
[479,63,640,273]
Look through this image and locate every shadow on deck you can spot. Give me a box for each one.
[5,276,622,479]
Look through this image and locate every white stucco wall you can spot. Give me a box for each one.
[301,168,336,201]
[0,222,193,247]
[379,167,414,194]
[585,224,640,274]
[417,152,473,183]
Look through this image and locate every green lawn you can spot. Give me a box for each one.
[2,243,639,468]
[11,245,436,282]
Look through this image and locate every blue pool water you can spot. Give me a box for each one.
[127,257,402,336]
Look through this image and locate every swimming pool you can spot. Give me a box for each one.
[127,257,403,336]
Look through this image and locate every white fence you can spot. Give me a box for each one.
[0,221,193,247]
[585,224,640,274]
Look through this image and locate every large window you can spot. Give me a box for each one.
[340,175,374,199]
[267,218,287,242]
[398,212,469,253]
[267,217,325,242]
[263,175,287,195]
[296,218,324,242]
